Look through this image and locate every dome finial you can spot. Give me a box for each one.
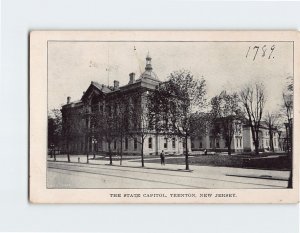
[139,52,158,80]
[145,52,152,71]
[146,50,151,59]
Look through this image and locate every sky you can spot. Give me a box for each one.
[48,41,293,113]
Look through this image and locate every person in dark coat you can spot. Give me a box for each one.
[160,150,165,166]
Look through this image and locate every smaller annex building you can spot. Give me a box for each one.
[190,120,281,153]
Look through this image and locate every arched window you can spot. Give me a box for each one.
[164,138,168,149]
[91,96,99,113]
[148,137,152,149]
[172,138,176,148]
[134,138,138,150]
[125,137,128,150]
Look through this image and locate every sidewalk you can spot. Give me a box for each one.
[48,154,290,188]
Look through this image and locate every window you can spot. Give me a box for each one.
[125,137,128,150]
[107,106,112,116]
[164,138,168,149]
[134,138,137,150]
[216,138,220,148]
[91,104,98,113]
[114,140,117,150]
[191,142,195,149]
[199,141,203,148]
[164,117,168,127]
[148,137,152,149]
[114,104,117,115]
[148,113,154,129]
[172,138,176,149]
[183,140,186,149]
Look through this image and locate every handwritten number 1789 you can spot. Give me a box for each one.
[246,45,275,61]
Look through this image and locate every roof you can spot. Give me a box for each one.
[62,99,83,108]
[64,54,161,107]
[91,81,113,93]
[139,70,159,81]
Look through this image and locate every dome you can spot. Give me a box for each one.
[139,53,159,80]
[139,70,159,80]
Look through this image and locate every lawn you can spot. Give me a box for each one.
[143,153,292,170]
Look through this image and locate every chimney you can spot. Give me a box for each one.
[67,96,71,104]
[129,72,135,84]
[113,80,119,89]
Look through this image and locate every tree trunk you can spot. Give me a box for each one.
[254,142,259,155]
[120,135,123,166]
[269,129,274,152]
[185,135,189,170]
[67,141,70,162]
[254,130,259,155]
[287,138,293,188]
[93,142,96,159]
[227,134,232,155]
[250,124,259,155]
[86,137,89,163]
[141,138,144,167]
[288,156,293,188]
[227,140,232,156]
[287,123,293,188]
[108,142,112,165]
[53,149,56,162]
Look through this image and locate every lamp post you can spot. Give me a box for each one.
[50,143,54,160]
[92,138,98,159]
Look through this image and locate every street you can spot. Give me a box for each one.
[47,155,290,189]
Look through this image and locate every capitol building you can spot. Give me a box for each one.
[60,54,282,157]
[61,54,191,156]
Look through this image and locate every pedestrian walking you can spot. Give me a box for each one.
[160,150,165,166]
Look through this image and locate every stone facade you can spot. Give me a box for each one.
[191,120,281,154]
[191,120,244,153]
[243,122,280,152]
[60,55,191,156]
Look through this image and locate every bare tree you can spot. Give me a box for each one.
[128,91,152,167]
[91,103,116,165]
[283,77,293,154]
[210,91,243,155]
[61,109,84,162]
[240,82,266,155]
[48,109,62,161]
[264,111,282,152]
[282,76,293,188]
[114,94,130,165]
[148,70,206,170]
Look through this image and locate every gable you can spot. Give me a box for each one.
[81,82,107,103]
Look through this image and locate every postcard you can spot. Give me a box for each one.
[30,31,299,203]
